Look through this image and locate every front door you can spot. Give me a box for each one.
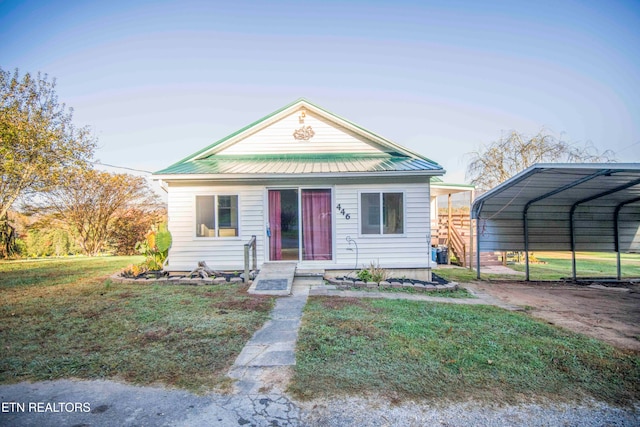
[268,188,332,261]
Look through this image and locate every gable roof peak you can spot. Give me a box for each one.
[158,98,442,172]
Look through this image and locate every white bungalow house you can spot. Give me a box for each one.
[154,98,461,280]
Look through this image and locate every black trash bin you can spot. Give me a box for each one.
[436,245,449,264]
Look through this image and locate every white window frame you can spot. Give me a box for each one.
[194,194,240,239]
[358,190,406,237]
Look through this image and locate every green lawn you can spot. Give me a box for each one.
[291,296,640,405]
[0,257,274,393]
[512,252,640,280]
[435,252,640,282]
[4,256,639,403]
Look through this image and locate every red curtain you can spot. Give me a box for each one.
[302,189,332,260]
[268,190,282,260]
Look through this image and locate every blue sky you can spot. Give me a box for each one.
[1,0,639,182]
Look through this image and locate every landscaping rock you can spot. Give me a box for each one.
[213,277,227,285]
[366,282,378,288]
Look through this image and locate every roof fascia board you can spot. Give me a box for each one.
[154,170,443,182]
[431,182,475,190]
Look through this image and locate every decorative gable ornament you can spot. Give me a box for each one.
[293,125,315,140]
[154,99,446,170]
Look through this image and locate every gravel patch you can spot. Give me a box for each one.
[300,396,640,427]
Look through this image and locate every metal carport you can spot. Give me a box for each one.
[471,163,640,280]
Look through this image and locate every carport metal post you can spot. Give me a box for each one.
[472,169,540,280]
[614,197,640,280]
[469,189,475,271]
[522,170,612,281]
[570,178,640,281]
[474,200,483,279]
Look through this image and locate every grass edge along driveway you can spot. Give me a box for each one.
[290,296,640,406]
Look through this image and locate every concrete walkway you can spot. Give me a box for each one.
[215,275,320,425]
[228,275,319,394]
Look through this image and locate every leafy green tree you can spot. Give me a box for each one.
[0,67,96,257]
[466,129,615,192]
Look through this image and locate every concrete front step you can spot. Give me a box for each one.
[248,262,297,295]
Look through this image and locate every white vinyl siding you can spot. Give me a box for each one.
[333,183,430,269]
[166,181,432,271]
[167,185,265,271]
[216,110,386,155]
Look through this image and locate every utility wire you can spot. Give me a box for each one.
[90,161,153,174]
[615,140,640,155]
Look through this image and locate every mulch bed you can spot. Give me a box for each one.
[326,273,457,292]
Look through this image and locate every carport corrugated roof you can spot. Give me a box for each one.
[471,163,640,280]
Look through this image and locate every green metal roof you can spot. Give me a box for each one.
[155,153,442,176]
[155,98,444,178]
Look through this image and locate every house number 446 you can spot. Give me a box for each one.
[336,204,351,220]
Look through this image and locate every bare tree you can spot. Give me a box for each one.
[30,169,162,256]
[466,129,615,192]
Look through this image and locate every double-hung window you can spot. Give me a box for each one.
[360,192,404,235]
[196,195,239,237]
